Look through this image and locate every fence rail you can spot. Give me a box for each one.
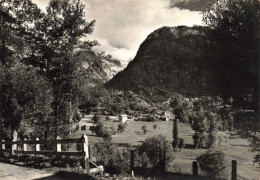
[0,135,238,179]
[0,134,90,172]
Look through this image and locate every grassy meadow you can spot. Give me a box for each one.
[71,118,259,180]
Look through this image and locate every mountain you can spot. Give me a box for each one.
[106,26,210,101]
[75,50,124,86]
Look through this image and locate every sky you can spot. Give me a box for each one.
[33,0,212,65]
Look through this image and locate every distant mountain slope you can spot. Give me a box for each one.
[75,50,124,86]
[106,26,210,101]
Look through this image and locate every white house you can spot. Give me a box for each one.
[119,114,128,123]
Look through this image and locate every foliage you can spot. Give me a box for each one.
[172,118,179,151]
[93,121,111,141]
[0,0,97,139]
[170,95,192,123]
[94,142,130,174]
[138,135,174,167]
[202,0,260,111]
[0,63,53,139]
[141,125,147,134]
[234,112,259,136]
[253,154,260,167]
[196,150,227,178]
[248,135,260,153]
[153,124,157,131]
[178,138,185,151]
[92,114,102,123]
[118,123,126,133]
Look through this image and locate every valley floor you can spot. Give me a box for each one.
[73,119,259,180]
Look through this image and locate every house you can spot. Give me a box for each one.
[119,114,128,123]
[160,111,174,121]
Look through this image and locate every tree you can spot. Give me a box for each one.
[92,114,101,123]
[196,150,227,178]
[202,0,260,111]
[118,123,126,133]
[138,135,175,167]
[253,154,260,167]
[0,63,53,140]
[142,125,147,134]
[93,142,130,174]
[193,132,201,149]
[206,113,218,148]
[22,0,96,137]
[89,126,95,134]
[172,118,179,151]
[178,138,185,151]
[153,124,157,131]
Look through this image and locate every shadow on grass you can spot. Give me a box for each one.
[133,167,223,180]
[135,131,141,135]
[184,144,194,149]
[33,171,96,180]
[230,144,250,147]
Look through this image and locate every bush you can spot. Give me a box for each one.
[73,112,81,122]
[196,150,227,178]
[172,138,179,151]
[118,123,126,133]
[178,138,185,151]
[92,114,101,123]
[141,125,147,134]
[94,142,130,174]
[138,135,175,167]
[75,124,79,131]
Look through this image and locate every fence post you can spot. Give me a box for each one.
[231,160,237,180]
[162,147,166,172]
[36,138,40,152]
[1,140,5,150]
[23,138,27,151]
[81,134,89,172]
[11,130,17,155]
[56,136,61,152]
[192,161,198,176]
[130,149,134,171]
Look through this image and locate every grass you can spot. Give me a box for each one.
[71,120,259,180]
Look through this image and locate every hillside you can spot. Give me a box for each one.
[74,50,124,86]
[106,26,210,101]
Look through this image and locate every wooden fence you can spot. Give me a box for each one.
[0,136,238,180]
[0,134,90,172]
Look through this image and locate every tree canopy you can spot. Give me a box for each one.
[203,0,260,111]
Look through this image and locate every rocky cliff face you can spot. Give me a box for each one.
[106,26,210,101]
[75,50,123,86]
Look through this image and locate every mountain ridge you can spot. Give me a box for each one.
[106,25,210,101]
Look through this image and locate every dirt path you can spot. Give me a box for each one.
[0,163,59,180]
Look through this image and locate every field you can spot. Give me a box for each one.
[72,117,259,180]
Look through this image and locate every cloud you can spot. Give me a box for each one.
[32,0,203,63]
[170,0,215,11]
[84,0,203,63]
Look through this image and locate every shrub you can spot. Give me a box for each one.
[94,142,130,174]
[138,135,175,167]
[153,124,157,131]
[178,138,185,151]
[92,114,101,123]
[73,112,81,122]
[172,138,179,151]
[253,154,260,167]
[75,124,79,131]
[118,123,126,133]
[196,150,227,178]
[142,125,147,134]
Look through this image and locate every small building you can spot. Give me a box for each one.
[119,114,128,123]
